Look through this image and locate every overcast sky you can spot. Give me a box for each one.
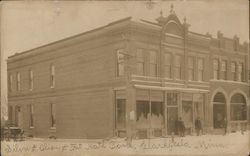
[0,0,249,116]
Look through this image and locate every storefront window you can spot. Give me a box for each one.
[151,102,164,129]
[136,101,150,128]
[182,93,193,129]
[116,99,126,129]
[230,94,246,121]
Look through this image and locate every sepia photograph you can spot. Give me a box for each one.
[0,0,249,156]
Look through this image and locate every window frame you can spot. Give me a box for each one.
[29,69,34,91]
[149,50,158,77]
[117,49,125,77]
[50,103,56,128]
[213,59,219,80]
[164,53,172,79]
[174,55,182,80]
[50,64,55,88]
[16,72,21,91]
[188,57,195,81]
[197,58,204,81]
[136,49,145,76]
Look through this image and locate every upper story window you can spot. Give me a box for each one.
[197,58,204,81]
[29,69,34,91]
[16,72,21,91]
[188,57,194,81]
[149,51,157,77]
[221,60,227,80]
[174,55,182,80]
[164,53,172,79]
[231,62,237,81]
[136,49,145,76]
[50,103,56,128]
[238,63,244,82]
[117,49,125,76]
[50,64,55,88]
[8,74,13,92]
[213,59,219,80]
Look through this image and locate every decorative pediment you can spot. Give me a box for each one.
[155,4,185,37]
[164,20,183,36]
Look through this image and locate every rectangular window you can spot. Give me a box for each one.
[29,104,34,127]
[197,58,204,81]
[50,65,55,88]
[149,51,157,77]
[174,55,182,80]
[213,59,219,80]
[136,49,145,76]
[115,99,126,129]
[117,49,125,76]
[8,74,13,92]
[188,57,194,81]
[238,63,244,82]
[29,70,34,90]
[16,72,21,91]
[50,103,56,128]
[221,60,227,80]
[231,62,237,81]
[164,53,172,78]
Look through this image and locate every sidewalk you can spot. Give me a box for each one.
[1,131,249,156]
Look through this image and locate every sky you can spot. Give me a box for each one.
[0,0,249,117]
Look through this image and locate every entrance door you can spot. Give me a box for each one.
[213,93,226,129]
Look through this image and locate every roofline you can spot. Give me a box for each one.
[8,16,132,60]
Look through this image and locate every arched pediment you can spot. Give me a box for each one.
[164,21,183,36]
[163,13,184,37]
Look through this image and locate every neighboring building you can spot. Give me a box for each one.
[7,6,249,139]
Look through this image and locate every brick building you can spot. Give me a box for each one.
[7,7,249,139]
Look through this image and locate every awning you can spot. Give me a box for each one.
[134,84,209,93]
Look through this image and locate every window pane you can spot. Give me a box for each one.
[50,65,55,88]
[213,59,219,79]
[136,101,150,128]
[149,51,157,63]
[164,53,171,65]
[117,49,125,76]
[167,93,178,105]
[51,104,56,127]
[30,104,34,127]
[164,53,171,78]
[151,102,164,128]
[137,62,144,76]
[149,64,157,77]
[174,55,182,79]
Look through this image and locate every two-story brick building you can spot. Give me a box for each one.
[7,6,249,139]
